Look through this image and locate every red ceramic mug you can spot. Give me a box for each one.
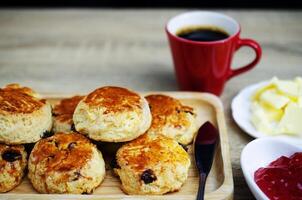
[166,11,262,96]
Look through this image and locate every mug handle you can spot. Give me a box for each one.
[228,38,262,80]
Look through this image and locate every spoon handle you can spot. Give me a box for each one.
[197,173,207,200]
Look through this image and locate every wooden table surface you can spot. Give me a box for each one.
[0,9,301,199]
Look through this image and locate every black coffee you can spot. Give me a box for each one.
[176,26,229,42]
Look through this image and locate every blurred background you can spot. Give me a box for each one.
[0,3,301,94]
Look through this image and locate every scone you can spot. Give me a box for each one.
[53,95,84,133]
[114,134,191,195]
[73,86,152,142]
[28,132,106,194]
[0,84,52,144]
[0,144,27,193]
[145,94,197,145]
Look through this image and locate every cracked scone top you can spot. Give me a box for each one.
[53,95,84,132]
[145,94,197,145]
[73,86,152,142]
[0,84,52,144]
[114,133,191,195]
[28,132,105,194]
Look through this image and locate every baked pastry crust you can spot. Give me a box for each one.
[53,95,84,132]
[0,144,27,193]
[73,86,152,142]
[146,94,197,145]
[0,84,52,144]
[114,133,191,194]
[28,132,106,194]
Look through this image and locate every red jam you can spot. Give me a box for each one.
[254,152,302,200]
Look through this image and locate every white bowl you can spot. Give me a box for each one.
[241,138,302,200]
[231,81,302,145]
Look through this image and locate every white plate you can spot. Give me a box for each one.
[231,81,302,145]
[241,137,302,200]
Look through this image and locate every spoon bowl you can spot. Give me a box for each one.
[194,121,219,200]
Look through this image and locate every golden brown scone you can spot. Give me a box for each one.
[0,144,27,193]
[3,83,40,98]
[114,134,191,195]
[0,84,52,144]
[28,132,106,194]
[73,86,152,142]
[53,96,84,133]
[145,94,197,145]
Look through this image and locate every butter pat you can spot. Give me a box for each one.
[250,76,302,136]
[273,78,300,97]
[259,102,284,121]
[298,97,302,107]
[252,84,274,101]
[279,103,302,135]
[251,103,276,135]
[295,77,302,96]
[259,89,290,109]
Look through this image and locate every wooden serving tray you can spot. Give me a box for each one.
[2,92,233,200]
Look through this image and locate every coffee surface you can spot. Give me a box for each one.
[176,26,229,42]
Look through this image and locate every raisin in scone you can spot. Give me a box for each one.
[0,144,27,192]
[28,132,105,194]
[114,134,190,195]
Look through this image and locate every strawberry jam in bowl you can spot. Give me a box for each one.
[254,152,302,199]
[241,138,302,200]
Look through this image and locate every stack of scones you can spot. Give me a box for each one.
[0,84,198,195]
